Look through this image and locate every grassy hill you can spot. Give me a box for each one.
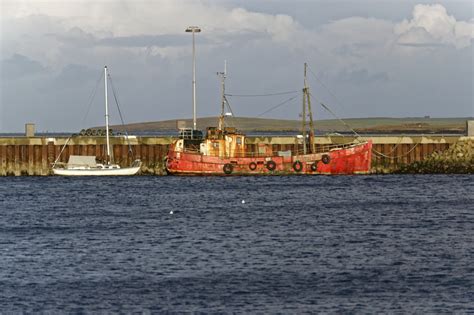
[109,116,472,134]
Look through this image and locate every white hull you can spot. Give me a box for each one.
[53,166,140,176]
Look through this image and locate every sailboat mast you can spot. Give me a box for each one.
[104,66,111,164]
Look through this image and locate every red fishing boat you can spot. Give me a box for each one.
[166,64,372,175]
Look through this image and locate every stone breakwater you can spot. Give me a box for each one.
[397,140,473,174]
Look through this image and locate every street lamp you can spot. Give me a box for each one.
[185,26,201,132]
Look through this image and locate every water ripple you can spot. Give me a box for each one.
[0,175,472,312]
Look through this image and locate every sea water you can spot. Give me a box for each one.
[0,175,472,313]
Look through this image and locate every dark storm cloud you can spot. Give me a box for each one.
[0,54,48,79]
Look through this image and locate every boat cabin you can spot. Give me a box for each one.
[176,126,246,158]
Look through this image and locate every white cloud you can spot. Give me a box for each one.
[1,0,301,38]
[394,4,474,48]
[1,0,303,68]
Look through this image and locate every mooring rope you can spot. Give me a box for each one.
[381,136,404,156]
[304,74,423,161]
[306,88,423,160]
[372,142,420,159]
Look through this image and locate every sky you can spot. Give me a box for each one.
[0,0,473,132]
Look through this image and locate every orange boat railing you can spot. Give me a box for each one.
[177,141,368,158]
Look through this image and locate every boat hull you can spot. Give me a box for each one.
[166,141,372,175]
[52,166,141,176]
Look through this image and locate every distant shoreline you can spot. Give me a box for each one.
[110,116,471,134]
[1,116,471,135]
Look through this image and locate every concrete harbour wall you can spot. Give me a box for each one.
[0,135,472,175]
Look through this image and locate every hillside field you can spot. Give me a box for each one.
[109,116,472,134]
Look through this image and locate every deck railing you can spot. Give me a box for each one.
[179,141,366,158]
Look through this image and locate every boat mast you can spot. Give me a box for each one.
[302,64,307,154]
[104,66,111,164]
[304,63,315,153]
[218,60,227,131]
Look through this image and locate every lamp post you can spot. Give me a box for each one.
[185,26,201,132]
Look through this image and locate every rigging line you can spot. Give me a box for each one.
[107,74,127,126]
[223,95,236,129]
[320,101,362,139]
[308,91,364,139]
[108,73,133,156]
[225,90,299,97]
[81,69,104,126]
[256,94,300,118]
[223,95,235,116]
[306,65,346,111]
[52,136,72,167]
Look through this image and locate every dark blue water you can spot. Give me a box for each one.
[0,175,472,313]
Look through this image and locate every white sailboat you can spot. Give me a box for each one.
[52,66,141,176]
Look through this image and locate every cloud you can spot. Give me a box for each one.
[336,69,389,85]
[0,1,472,131]
[54,64,99,88]
[1,1,303,69]
[1,1,301,39]
[49,27,96,47]
[98,34,205,48]
[397,26,448,48]
[0,53,48,79]
[394,4,474,48]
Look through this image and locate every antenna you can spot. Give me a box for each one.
[218,61,227,131]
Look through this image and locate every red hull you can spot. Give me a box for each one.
[166,141,372,175]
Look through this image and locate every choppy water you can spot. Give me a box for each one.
[0,175,472,313]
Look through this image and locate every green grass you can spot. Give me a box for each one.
[110,116,472,133]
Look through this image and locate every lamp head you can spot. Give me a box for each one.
[185,26,201,33]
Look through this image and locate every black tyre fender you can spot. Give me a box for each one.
[223,163,234,175]
[266,160,276,171]
[322,154,331,164]
[293,160,303,172]
[310,162,318,171]
[249,162,257,171]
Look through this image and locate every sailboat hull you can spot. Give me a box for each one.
[52,166,141,176]
[166,141,372,175]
